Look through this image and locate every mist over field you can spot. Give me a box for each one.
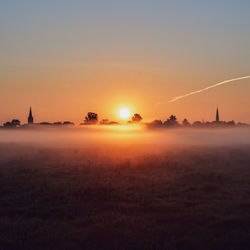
[0,128,250,250]
[0,127,249,166]
[0,126,250,147]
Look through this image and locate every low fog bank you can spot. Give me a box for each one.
[0,127,249,148]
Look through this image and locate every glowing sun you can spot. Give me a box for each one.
[119,108,131,119]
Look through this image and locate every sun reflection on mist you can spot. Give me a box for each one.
[102,124,143,132]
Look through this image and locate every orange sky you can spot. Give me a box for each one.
[0,1,250,124]
[1,63,249,124]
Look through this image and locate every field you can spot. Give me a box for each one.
[0,129,250,249]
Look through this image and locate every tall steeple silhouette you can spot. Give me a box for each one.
[216,107,220,122]
[28,107,34,124]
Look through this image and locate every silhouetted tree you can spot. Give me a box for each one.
[182,118,191,127]
[147,120,163,128]
[164,115,179,127]
[4,119,21,128]
[131,113,143,123]
[170,115,177,121]
[3,121,12,127]
[11,119,20,127]
[84,112,98,124]
[192,121,203,127]
[226,120,235,126]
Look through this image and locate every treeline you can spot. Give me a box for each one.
[2,120,75,128]
[146,115,249,128]
[1,112,249,128]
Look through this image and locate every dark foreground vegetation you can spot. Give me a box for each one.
[0,143,250,250]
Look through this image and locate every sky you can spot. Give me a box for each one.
[0,0,250,124]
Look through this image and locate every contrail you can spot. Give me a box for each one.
[169,76,250,103]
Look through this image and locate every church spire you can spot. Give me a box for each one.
[216,107,219,122]
[28,106,34,124]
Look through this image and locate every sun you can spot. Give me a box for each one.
[119,108,131,119]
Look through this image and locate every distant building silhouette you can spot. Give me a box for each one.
[216,107,220,122]
[28,107,34,124]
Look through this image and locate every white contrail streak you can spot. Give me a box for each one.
[169,76,250,103]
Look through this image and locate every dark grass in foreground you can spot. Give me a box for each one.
[0,144,250,250]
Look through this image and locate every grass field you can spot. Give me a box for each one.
[0,129,250,249]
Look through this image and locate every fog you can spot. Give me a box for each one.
[0,126,249,152]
